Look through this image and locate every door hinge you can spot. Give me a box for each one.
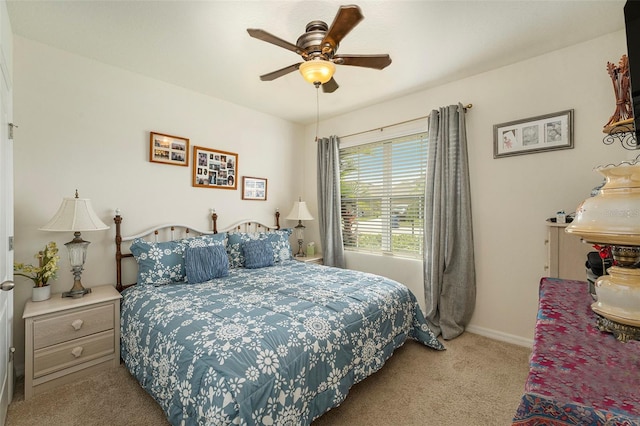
[8,123,17,139]
[8,236,12,251]
[9,347,14,362]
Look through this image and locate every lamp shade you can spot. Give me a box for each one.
[40,196,110,232]
[565,163,640,245]
[286,200,314,221]
[299,59,335,85]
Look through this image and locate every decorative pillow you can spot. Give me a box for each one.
[130,238,186,285]
[183,232,226,249]
[241,239,274,269]
[184,244,229,283]
[262,228,293,263]
[227,229,293,267]
[226,232,262,268]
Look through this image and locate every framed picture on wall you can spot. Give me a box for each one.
[493,109,574,158]
[192,146,238,190]
[242,176,267,201]
[149,132,189,166]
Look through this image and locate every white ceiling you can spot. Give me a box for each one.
[6,0,626,125]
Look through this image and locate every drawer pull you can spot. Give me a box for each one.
[71,347,83,358]
[71,319,83,331]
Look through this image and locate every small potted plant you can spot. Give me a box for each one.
[14,242,60,302]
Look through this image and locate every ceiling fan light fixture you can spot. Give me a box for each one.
[299,59,335,85]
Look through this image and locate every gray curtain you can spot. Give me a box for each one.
[317,135,346,268]
[423,103,476,340]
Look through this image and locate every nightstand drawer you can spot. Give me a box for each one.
[33,304,114,349]
[33,329,115,378]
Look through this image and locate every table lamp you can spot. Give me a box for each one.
[39,190,110,298]
[286,197,314,257]
[565,161,640,340]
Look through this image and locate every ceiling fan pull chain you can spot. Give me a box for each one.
[315,84,320,142]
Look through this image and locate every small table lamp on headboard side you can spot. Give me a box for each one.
[286,197,314,257]
[39,190,110,298]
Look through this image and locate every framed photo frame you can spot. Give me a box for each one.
[493,109,574,158]
[192,146,238,190]
[150,132,189,166]
[242,176,268,201]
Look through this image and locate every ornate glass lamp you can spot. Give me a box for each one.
[286,197,314,257]
[566,162,640,340]
[39,190,110,298]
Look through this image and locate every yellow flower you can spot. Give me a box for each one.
[14,242,59,288]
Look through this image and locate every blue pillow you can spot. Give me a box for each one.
[184,233,226,248]
[262,228,293,263]
[130,239,186,285]
[242,239,274,269]
[184,245,229,283]
[227,230,292,268]
[227,232,258,268]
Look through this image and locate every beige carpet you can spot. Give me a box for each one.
[7,333,531,426]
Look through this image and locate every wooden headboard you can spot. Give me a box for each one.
[114,210,281,292]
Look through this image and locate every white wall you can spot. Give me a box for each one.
[303,30,632,347]
[12,36,304,372]
[11,28,634,372]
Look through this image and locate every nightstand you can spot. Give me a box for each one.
[294,254,324,265]
[22,285,122,400]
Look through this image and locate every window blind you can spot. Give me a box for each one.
[340,132,428,258]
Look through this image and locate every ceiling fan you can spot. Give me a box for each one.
[247,4,392,93]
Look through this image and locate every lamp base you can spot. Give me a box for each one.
[62,277,92,299]
[594,313,640,342]
[294,239,306,257]
[62,287,92,299]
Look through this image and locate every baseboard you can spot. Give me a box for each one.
[465,324,533,348]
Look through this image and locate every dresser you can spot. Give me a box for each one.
[512,278,640,425]
[22,285,122,400]
[546,222,592,281]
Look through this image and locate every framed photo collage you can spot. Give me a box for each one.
[149,131,266,200]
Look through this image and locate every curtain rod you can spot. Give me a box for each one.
[338,103,473,140]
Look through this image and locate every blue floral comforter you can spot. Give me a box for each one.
[120,261,444,425]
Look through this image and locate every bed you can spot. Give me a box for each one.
[115,210,444,425]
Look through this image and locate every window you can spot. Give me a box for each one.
[340,132,428,258]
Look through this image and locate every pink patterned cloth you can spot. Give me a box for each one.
[513,277,640,425]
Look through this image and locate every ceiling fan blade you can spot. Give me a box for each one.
[334,54,392,70]
[259,63,302,81]
[247,28,300,54]
[322,5,364,52]
[322,78,339,93]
